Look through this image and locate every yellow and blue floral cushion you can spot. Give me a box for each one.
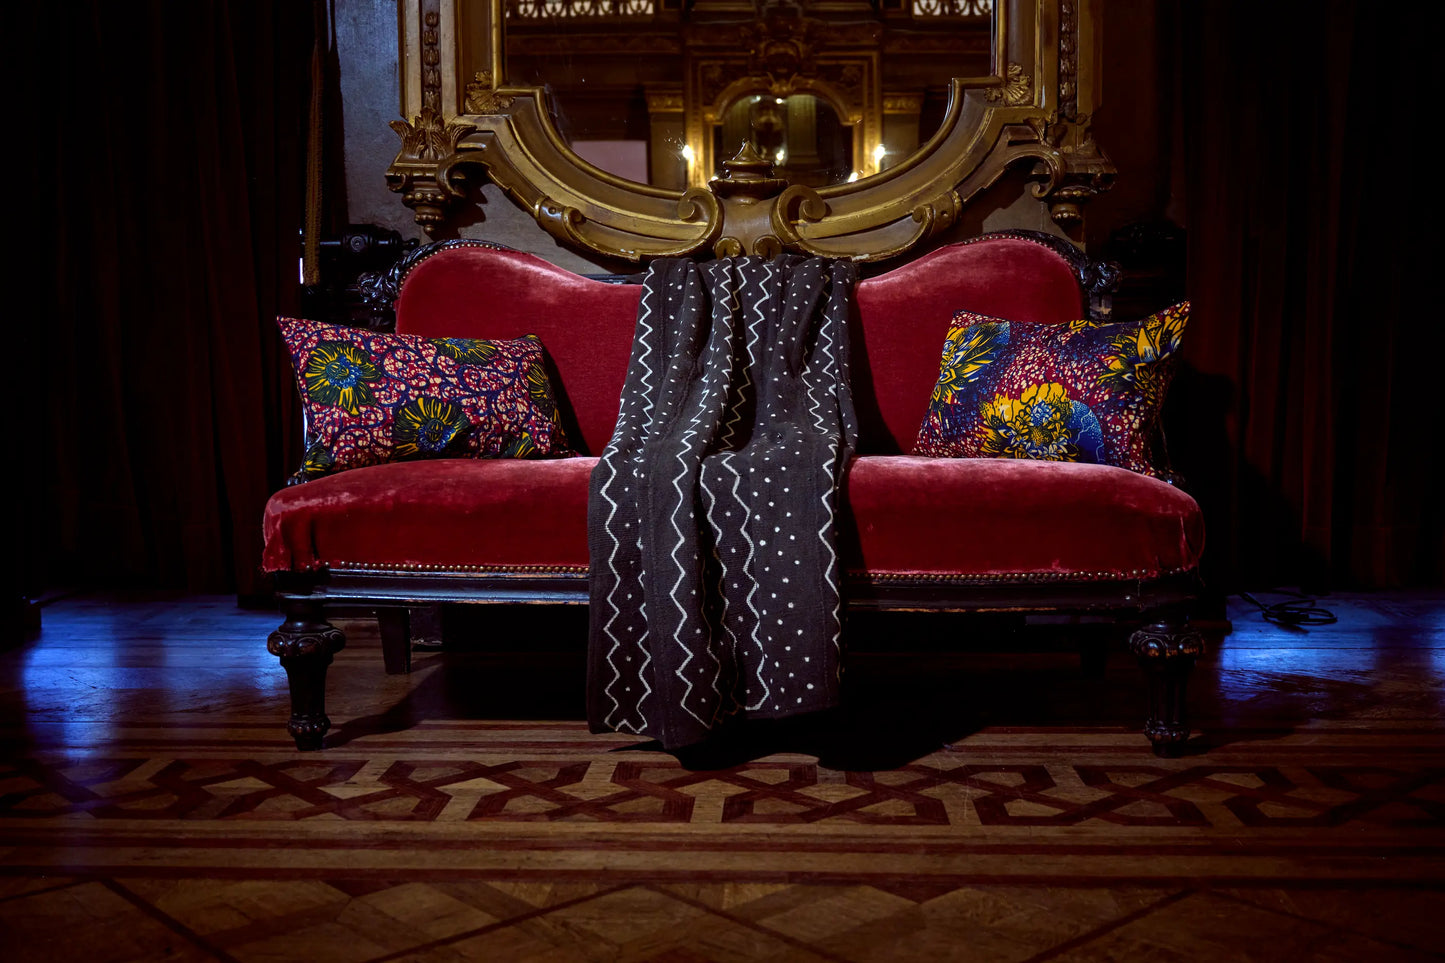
[913,302,1189,476]
[278,317,571,481]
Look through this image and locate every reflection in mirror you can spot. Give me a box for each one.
[498,0,993,188]
[714,94,852,188]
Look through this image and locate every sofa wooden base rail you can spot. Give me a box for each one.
[269,568,1205,756]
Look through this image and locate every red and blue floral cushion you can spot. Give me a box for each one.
[278,317,571,481]
[912,302,1189,476]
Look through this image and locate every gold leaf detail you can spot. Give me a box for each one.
[388,106,476,163]
[986,63,1032,107]
[464,71,515,115]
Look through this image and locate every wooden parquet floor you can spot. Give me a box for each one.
[2,592,1442,961]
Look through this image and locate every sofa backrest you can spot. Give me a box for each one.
[394,236,1085,456]
[396,245,642,456]
[853,236,1086,452]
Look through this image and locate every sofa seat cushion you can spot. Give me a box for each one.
[263,456,1203,581]
[262,457,597,574]
[842,457,1203,580]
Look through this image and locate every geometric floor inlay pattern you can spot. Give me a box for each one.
[4,756,1444,828]
[5,726,1445,891]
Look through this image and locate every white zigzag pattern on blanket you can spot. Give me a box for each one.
[698,478,737,720]
[630,283,660,721]
[600,279,658,731]
[669,269,721,727]
[717,262,748,452]
[700,262,744,717]
[628,281,660,728]
[804,271,844,657]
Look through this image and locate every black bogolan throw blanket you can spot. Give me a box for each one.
[587,255,858,749]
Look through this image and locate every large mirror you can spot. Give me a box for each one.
[501,0,992,190]
[387,0,1112,262]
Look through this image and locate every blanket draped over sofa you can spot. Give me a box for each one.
[587,256,859,748]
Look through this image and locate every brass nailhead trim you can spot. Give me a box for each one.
[850,566,1191,584]
[305,561,1190,582]
[396,240,510,290]
[324,560,588,575]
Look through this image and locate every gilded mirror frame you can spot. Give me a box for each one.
[386,0,1112,263]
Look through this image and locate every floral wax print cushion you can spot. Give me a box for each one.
[913,302,1189,476]
[278,317,572,481]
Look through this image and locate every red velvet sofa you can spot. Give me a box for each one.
[263,233,1206,754]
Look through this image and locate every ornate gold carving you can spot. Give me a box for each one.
[389,106,475,164]
[389,179,467,237]
[1058,0,1078,119]
[390,0,1113,259]
[713,233,784,258]
[1026,113,1115,227]
[677,188,720,225]
[753,235,784,258]
[986,63,1033,107]
[693,15,873,107]
[386,106,477,236]
[646,90,684,113]
[506,0,657,19]
[422,7,442,111]
[741,9,821,88]
[882,94,924,114]
[443,86,723,260]
[464,71,515,114]
[686,9,878,189]
[697,64,729,110]
[709,142,788,202]
[772,183,828,249]
[912,0,993,15]
[912,190,963,238]
[535,197,588,245]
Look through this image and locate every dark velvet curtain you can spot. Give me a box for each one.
[1171,2,1443,590]
[26,2,314,598]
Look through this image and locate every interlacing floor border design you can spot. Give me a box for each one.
[3,755,1443,828]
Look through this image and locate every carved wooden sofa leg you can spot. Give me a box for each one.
[376,607,411,674]
[267,600,346,750]
[1129,617,1205,757]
